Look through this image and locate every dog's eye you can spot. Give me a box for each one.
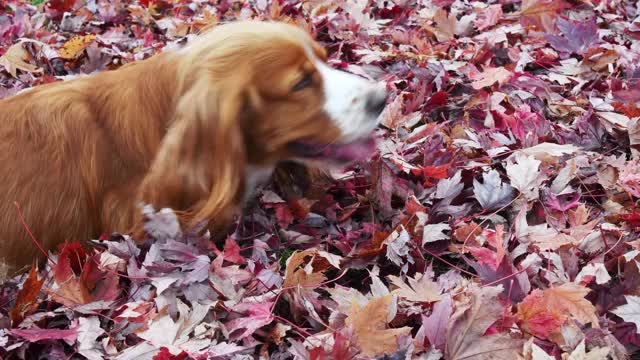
[292,74,313,92]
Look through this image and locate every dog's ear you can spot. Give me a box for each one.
[135,77,247,237]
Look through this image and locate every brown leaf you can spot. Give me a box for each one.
[388,274,441,303]
[283,249,339,290]
[445,286,524,359]
[0,41,42,78]
[345,295,412,357]
[561,340,610,360]
[432,8,457,42]
[10,265,45,326]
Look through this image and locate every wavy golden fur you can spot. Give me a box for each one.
[0,21,352,275]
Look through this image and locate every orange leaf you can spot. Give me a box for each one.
[283,250,340,290]
[59,34,97,59]
[517,283,599,340]
[345,295,411,357]
[413,163,451,187]
[10,265,44,326]
[520,0,570,32]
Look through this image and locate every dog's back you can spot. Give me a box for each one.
[0,52,178,275]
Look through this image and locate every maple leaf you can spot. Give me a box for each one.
[345,294,412,357]
[11,327,77,345]
[283,249,339,290]
[0,41,42,78]
[50,250,119,308]
[385,227,412,267]
[46,0,76,12]
[506,154,544,200]
[413,163,452,187]
[468,247,502,271]
[611,295,640,334]
[618,160,640,198]
[422,223,451,245]
[430,8,456,42]
[561,340,610,360]
[418,295,452,350]
[473,169,515,210]
[221,237,245,264]
[475,4,503,31]
[574,263,611,286]
[226,300,275,341]
[546,17,599,55]
[520,143,579,160]
[517,283,599,339]
[435,170,464,199]
[10,265,44,326]
[519,0,571,32]
[445,286,524,359]
[138,300,212,353]
[470,66,513,89]
[59,34,97,59]
[388,273,441,303]
[77,317,106,360]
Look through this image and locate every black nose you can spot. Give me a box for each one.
[365,89,388,116]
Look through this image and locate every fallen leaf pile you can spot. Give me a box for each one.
[2,0,640,358]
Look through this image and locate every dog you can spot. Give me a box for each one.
[0,20,387,276]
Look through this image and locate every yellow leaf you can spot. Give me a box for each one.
[0,42,42,78]
[345,295,411,357]
[59,34,97,59]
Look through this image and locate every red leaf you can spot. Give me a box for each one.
[46,0,76,12]
[467,247,500,271]
[51,252,119,307]
[152,347,189,360]
[223,238,245,264]
[424,91,448,111]
[405,195,426,215]
[10,265,45,326]
[275,205,295,228]
[413,163,451,187]
[288,198,310,219]
[621,212,640,229]
[613,102,640,118]
[57,241,86,275]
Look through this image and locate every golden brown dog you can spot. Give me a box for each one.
[0,20,386,275]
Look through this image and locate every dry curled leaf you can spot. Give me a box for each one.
[345,295,412,357]
[445,286,524,360]
[0,41,42,77]
[10,265,44,326]
[388,273,441,303]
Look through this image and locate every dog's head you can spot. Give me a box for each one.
[140,20,386,231]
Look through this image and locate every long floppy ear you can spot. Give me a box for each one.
[134,78,247,239]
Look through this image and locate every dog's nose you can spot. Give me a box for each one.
[365,87,388,117]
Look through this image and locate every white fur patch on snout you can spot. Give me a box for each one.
[314,62,387,142]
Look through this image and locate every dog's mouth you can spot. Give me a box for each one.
[288,136,378,163]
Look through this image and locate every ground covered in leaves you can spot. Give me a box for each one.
[2,0,640,358]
